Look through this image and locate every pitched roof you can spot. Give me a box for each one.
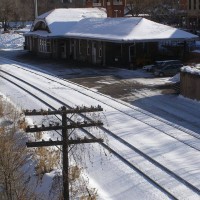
[26,9,198,42]
[65,17,198,42]
[29,8,107,36]
[38,8,106,21]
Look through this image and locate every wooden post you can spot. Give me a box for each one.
[62,106,69,200]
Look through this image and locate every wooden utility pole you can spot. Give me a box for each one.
[62,106,69,200]
[24,105,103,200]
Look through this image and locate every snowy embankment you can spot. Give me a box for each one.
[0,32,24,50]
[1,57,200,199]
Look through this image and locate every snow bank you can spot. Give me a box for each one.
[192,50,200,53]
[178,95,200,104]
[181,66,200,76]
[0,33,24,49]
[15,25,32,34]
[168,73,180,82]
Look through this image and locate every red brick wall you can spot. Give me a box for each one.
[179,0,187,10]
[86,0,125,17]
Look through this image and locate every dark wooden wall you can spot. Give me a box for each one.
[180,71,200,101]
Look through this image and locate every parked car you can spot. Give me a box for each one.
[143,60,182,72]
[143,64,154,71]
[143,61,164,72]
[154,63,184,77]
[152,60,182,72]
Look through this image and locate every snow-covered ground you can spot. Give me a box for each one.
[1,33,200,200]
[0,32,24,50]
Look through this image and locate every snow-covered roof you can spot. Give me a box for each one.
[26,9,198,42]
[192,49,200,54]
[66,17,198,42]
[38,8,106,21]
[27,8,106,37]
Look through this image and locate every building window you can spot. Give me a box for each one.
[189,0,191,9]
[194,0,196,9]
[39,39,51,53]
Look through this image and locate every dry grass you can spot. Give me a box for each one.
[0,98,100,199]
[80,197,96,200]
[69,165,81,181]
[80,190,97,200]
[0,97,39,200]
[35,147,60,176]
[17,117,27,130]
[0,97,4,117]
[0,97,100,199]
[0,97,25,127]
[0,96,28,130]
[34,131,43,140]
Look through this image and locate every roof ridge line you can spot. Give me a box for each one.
[137,17,143,25]
[46,9,55,18]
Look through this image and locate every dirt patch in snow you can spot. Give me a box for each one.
[71,75,175,101]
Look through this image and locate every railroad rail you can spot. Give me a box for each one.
[1,66,200,199]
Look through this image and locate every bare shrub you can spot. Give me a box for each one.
[0,120,38,199]
[35,147,60,177]
[17,116,27,130]
[0,97,41,199]
[0,96,3,117]
[34,131,43,140]
[69,165,81,181]
[81,195,97,200]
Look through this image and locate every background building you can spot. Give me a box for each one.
[179,0,200,32]
[86,0,125,17]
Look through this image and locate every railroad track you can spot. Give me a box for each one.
[1,57,200,148]
[1,67,200,199]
